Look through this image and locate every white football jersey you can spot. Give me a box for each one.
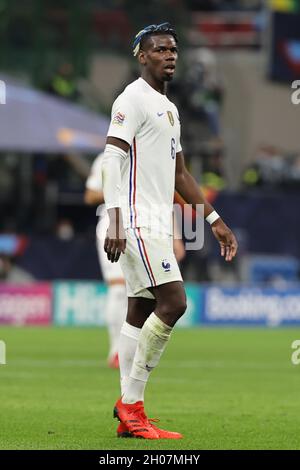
[107,77,182,235]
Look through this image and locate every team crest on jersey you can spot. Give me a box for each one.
[112,112,125,126]
[167,111,174,126]
[162,259,171,272]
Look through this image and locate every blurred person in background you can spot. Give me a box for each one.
[242,144,287,188]
[84,153,127,369]
[102,22,237,440]
[0,254,35,283]
[55,219,75,241]
[84,152,185,369]
[45,62,79,102]
[184,48,224,138]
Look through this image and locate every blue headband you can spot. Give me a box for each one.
[132,22,177,56]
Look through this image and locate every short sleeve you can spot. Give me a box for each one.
[85,154,103,191]
[176,139,182,153]
[107,93,145,145]
[175,106,182,153]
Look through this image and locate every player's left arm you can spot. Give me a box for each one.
[84,189,104,206]
[175,151,238,262]
[173,211,185,262]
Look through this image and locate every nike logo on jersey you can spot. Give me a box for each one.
[157,112,164,117]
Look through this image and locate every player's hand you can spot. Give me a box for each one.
[211,218,238,262]
[104,208,126,263]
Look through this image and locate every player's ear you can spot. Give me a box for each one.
[138,50,146,66]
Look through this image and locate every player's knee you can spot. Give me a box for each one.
[158,298,187,325]
[174,298,187,317]
[176,299,187,318]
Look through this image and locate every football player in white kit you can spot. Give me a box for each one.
[102,23,238,439]
[85,153,185,369]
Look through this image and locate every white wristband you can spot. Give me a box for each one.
[206,211,220,225]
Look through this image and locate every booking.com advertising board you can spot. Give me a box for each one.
[1,282,300,327]
[202,286,300,327]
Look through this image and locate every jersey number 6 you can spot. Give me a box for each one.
[171,138,176,160]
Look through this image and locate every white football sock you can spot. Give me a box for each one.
[122,313,173,404]
[105,284,127,359]
[119,321,141,396]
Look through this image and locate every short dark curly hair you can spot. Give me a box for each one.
[132,23,178,56]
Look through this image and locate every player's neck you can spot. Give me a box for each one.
[141,72,167,95]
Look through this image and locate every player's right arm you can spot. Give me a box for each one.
[175,150,238,262]
[103,137,129,263]
[102,93,145,263]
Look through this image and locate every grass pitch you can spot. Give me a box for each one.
[0,326,300,450]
